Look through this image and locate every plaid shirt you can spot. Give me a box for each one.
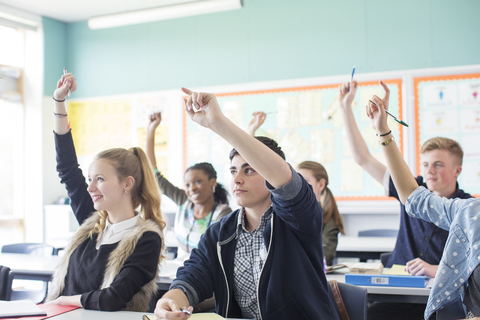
[233,206,273,320]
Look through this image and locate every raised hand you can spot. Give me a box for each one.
[181,87,226,129]
[338,80,358,109]
[54,73,77,100]
[366,95,390,136]
[247,111,267,136]
[148,112,162,133]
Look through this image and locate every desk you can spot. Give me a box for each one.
[49,309,245,319]
[326,273,431,304]
[336,236,396,262]
[0,253,58,281]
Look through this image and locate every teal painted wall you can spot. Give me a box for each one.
[43,17,67,96]
[44,0,480,98]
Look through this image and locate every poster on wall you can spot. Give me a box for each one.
[185,79,404,201]
[414,73,480,196]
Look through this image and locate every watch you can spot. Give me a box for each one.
[379,136,395,146]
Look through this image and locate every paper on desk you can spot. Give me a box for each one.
[383,264,410,276]
[190,313,226,319]
[0,300,46,318]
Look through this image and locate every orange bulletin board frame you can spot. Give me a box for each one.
[183,78,404,201]
[414,73,480,177]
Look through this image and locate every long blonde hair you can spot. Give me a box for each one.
[297,161,344,235]
[89,147,166,244]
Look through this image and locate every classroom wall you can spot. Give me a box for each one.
[43,17,67,95]
[41,0,480,98]
[39,0,480,236]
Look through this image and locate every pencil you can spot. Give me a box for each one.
[63,68,71,97]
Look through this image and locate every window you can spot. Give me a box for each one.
[0,24,24,244]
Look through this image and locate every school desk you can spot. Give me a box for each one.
[336,236,397,262]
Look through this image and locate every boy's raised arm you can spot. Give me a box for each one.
[182,88,292,188]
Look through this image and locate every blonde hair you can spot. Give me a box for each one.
[297,161,345,235]
[89,147,166,250]
[421,137,464,166]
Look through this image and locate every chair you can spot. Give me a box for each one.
[380,252,392,266]
[0,265,14,301]
[436,297,466,320]
[358,229,398,238]
[1,243,57,303]
[328,281,368,320]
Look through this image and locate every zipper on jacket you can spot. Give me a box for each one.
[217,243,230,318]
[256,215,274,320]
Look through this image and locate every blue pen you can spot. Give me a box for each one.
[63,68,71,97]
[348,66,355,92]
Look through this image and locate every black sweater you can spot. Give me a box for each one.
[55,131,161,310]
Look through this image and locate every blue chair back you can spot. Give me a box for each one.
[0,265,13,301]
[1,243,56,256]
[358,229,398,238]
[328,281,368,320]
[436,297,466,320]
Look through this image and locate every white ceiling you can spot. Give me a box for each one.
[0,0,201,23]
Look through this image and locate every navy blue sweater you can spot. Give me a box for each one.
[171,170,340,320]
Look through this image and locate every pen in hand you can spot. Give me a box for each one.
[181,308,192,315]
[369,99,409,127]
[348,66,355,92]
[63,68,71,97]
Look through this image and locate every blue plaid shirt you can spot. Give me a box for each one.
[406,187,480,319]
[233,207,273,320]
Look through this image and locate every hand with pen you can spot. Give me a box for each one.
[247,111,267,136]
[53,72,77,101]
[338,80,358,110]
[154,294,193,320]
[366,95,390,136]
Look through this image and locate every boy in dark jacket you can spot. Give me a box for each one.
[154,88,340,320]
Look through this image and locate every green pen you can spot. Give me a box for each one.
[369,100,409,127]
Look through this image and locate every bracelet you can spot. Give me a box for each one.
[379,136,395,146]
[53,112,68,117]
[53,96,66,102]
[376,130,392,137]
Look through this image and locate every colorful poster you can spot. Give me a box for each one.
[415,73,480,195]
[185,80,404,200]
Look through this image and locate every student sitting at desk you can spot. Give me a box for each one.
[366,94,480,320]
[154,89,340,320]
[146,112,231,255]
[48,73,165,311]
[247,112,344,266]
[338,80,472,319]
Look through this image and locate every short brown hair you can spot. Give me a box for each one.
[420,137,464,166]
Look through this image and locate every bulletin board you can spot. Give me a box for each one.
[414,72,480,196]
[67,93,176,176]
[184,79,404,201]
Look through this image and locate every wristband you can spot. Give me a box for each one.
[53,96,66,102]
[376,130,392,137]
